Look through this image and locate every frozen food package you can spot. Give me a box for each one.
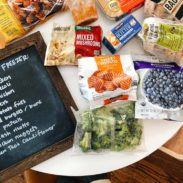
[73,102,144,153]
[78,55,139,109]
[44,24,102,66]
[96,0,145,20]
[0,0,25,48]
[8,0,66,29]
[0,0,66,49]
[144,0,183,22]
[134,55,183,121]
[139,17,183,64]
[103,15,142,54]
[66,0,98,25]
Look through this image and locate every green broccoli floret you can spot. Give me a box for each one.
[80,111,93,132]
[79,132,92,152]
[100,135,111,149]
[92,106,111,118]
[92,118,109,137]
[91,133,111,150]
[112,121,143,151]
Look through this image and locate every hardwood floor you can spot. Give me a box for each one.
[3,150,183,183]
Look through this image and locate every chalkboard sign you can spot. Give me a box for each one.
[0,32,77,181]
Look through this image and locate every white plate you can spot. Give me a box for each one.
[31,6,183,176]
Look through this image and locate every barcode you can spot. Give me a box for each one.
[148,24,159,40]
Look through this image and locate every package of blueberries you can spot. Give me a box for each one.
[133,56,183,121]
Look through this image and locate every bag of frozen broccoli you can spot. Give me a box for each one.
[73,101,145,153]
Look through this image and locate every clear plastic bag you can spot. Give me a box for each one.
[139,17,183,64]
[66,0,98,25]
[0,0,66,48]
[73,102,145,154]
[8,0,66,29]
[144,0,183,22]
[44,24,76,66]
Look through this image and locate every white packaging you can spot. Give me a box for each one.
[78,55,139,109]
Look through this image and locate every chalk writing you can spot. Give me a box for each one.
[0,55,29,71]
[0,89,15,99]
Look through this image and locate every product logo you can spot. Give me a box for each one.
[163,0,181,13]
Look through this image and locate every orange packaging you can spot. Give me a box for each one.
[97,0,145,20]
[66,0,98,25]
[78,55,139,109]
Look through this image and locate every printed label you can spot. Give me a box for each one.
[108,0,121,12]
[95,55,123,73]
[75,26,101,57]
[157,24,183,52]
[104,15,142,53]
[163,0,181,13]
[0,0,25,43]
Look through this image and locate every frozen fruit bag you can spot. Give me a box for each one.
[44,24,76,66]
[0,0,25,49]
[78,55,139,109]
[144,0,183,22]
[133,55,183,121]
[8,0,66,29]
[66,0,98,25]
[139,17,183,64]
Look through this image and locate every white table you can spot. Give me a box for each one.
[30,6,182,176]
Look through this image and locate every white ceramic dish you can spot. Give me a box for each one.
[30,6,182,176]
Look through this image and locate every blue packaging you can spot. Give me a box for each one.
[103,15,142,54]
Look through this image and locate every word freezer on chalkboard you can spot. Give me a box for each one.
[0,32,77,181]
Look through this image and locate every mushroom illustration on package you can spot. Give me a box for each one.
[78,55,139,109]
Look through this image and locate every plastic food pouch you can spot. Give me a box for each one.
[0,0,25,49]
[44,24,102,66]
[73,101,144,153]
[134,55,183,121]
[66,0,98,25]
[78,55,139,109]
[0,0,66,48]
[8,0,66,29]
[144,0,183,22]
[96,0,145,20]
[103,15,142,54]
[139,17,183,64]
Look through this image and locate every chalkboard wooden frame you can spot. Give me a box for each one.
[0,32,77,182]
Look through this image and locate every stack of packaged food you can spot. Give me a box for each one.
[0,0,182,153]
